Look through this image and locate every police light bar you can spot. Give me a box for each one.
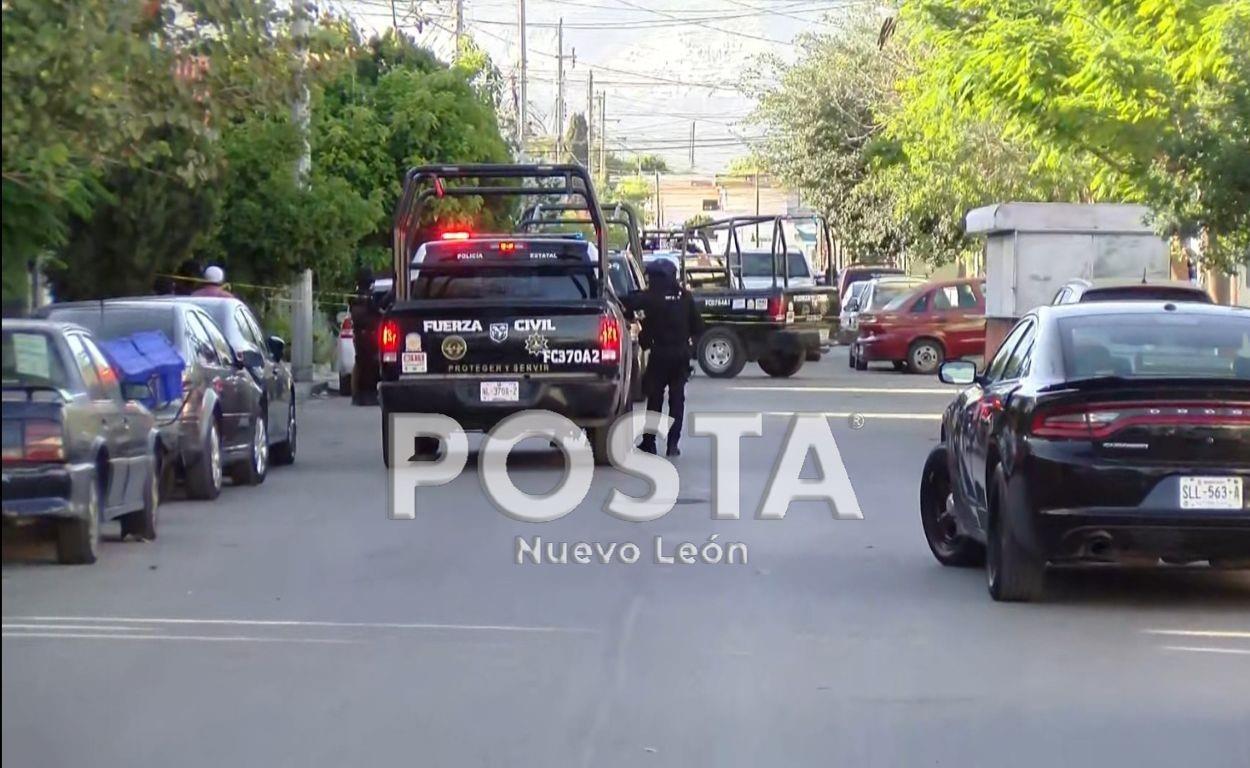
[440,231,472,241]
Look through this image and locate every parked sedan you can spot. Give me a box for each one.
[919,302,1250,601]
[3,320,160,563]
[1051,277,1212,305]
[42,300,268,498]
[853,278,986,374]
[166,296,296,466]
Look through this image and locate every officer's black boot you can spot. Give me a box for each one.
[639,435,657,454]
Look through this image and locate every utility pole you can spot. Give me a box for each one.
[586,71,594,170]
[689,121,695,169]
[389,0,398,30]
[754,172,761,245]
[598,92,606,181]
[518,0,528,150]
[453,0,464,58]
[291,0,313,383]
[555,18,565,160]
[654,168,662,228]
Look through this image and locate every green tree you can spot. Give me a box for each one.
[565,113,590,167]
[905,0,1250,270]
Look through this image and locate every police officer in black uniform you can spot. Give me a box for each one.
[625,259,704,456]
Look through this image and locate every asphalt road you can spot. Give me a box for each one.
[4,354,1248,768]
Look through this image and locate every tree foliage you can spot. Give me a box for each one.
[906,0,1250,270]
[748,1,1249,271]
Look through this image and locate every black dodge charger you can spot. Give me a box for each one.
[920,301,1249,601]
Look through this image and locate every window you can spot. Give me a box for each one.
[413,266,597,301]
[184,312,220,368]
[985,320,1033,382]
[1000,323,1037,381]
[911,291,931,313]
[2,330,70,389]
[1058,312,1250,380]
[234,307,265,352]
[955,283,979,309]
[197,312,235,364]
[80,335,123,402]
[65,333,104,399]
[43,307,177,342]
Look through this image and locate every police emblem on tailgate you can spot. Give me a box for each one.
[489,323,509,343]
[441,335,468,361]
[524,332,549,357]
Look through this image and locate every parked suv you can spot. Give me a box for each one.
[853,278,986,374]
[41,300,268,497]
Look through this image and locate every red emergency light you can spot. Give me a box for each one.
[440,231,472,241]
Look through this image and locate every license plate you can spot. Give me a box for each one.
[819,328,830,343]
[401,352,427,374]
[1179,476,1243,510]
[480,381,519,403]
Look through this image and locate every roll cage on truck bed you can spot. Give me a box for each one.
[680,214,837,379]
[379,164,635,466]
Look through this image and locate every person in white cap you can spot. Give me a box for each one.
[193,265,234,298]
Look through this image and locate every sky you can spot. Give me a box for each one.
[337,0,877,173]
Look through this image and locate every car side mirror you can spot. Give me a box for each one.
[939,359,978,386]
[267,336,286,362]
[236,349,266,369]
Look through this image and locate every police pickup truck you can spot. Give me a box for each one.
[377,165,634,466]
[682,216,836,378]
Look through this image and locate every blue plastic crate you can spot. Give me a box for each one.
[130,331,185,406]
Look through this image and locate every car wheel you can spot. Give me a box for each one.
[696,328,746,378]
[908,339,944,375]
[339,372,352,397]
[919,446,983,567]
[854,348,868,371]
[986,465,1045,602]
[230,413,268,486]
[271,393,297,465]
[758,351,804,378]
[186,421,223,500]
[121,454,160,541]
[847,346,856,368]
[57,478,100,565]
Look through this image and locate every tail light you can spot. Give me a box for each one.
[767,295,786,322]
[598,315,621,364]
[339,316,354,340]
[1031,401,1250,439]
[21,420,65,462]
[379,319,400,362]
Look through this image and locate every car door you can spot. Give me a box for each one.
[64,332,130,512]
[237,304,291,442]
[945,282,985,358]
[188,310,256,454]
[967,319,1036,525]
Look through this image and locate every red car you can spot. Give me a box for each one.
[852,278,985,374]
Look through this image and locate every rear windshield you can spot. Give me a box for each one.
[884,287,923,311]
[1081,287,1211,303]
[740,252,810,279]
[44,307,177,342]
[1059,312,1250,380]
[412,267,598,301]
[2,330,71,389]
[870,281,924,309]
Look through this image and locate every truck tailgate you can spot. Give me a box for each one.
[382,300,619,376]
